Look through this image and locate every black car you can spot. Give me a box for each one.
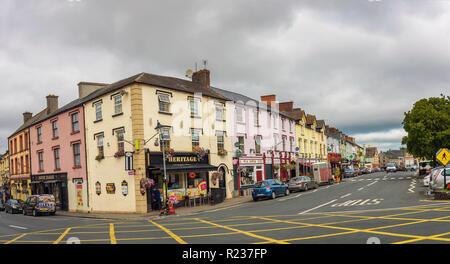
[5,199,22,214]
[0,201,5,211]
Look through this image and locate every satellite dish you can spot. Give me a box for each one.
[185,69,193,78]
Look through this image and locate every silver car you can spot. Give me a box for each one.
[288,176,318,192]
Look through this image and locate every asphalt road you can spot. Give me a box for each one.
[1,171,449,244]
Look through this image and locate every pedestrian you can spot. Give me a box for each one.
[153,188,161,211]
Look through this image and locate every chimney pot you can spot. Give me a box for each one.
[23,112,33,123]
[191,69,210,88]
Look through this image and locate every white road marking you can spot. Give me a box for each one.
[399,177,404,180]
[9,225,28,230]
[340,193,351,198]
[408,179,417,193]
[367,181,378,187]
[298,199,338,215]
[358,187,364,191]
[295,193,302,197]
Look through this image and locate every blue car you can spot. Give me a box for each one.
[252,179,289,201]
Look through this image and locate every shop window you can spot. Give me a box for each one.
[54,148,60,170]
[114,94,122,115]
[95,102,102,121]
[282,136,286,151]
[73,143,81,167]
[52,120,58,138]
[71,113,79,133]
[168,174,182,190]
[240,166,255,186]
[158,94,171,113]
[187,172,206,188]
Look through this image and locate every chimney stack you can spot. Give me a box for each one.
[260,94,277,108]
[23,112,33,123]
[46,95,58,114]
[78,82,108,99]
[191,69,210,88]
[279,101,294,112]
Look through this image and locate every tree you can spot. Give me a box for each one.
[402,94,450,163]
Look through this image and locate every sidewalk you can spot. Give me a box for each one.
[56,196,253,221]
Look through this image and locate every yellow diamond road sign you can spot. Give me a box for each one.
[436,148,450,166]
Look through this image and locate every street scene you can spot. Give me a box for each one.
[0,0,449,250]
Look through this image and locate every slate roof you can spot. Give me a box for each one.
[306,114,316,126]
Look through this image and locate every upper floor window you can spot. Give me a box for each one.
[254,110,259,126]
[95,102,102,121]
[158,94,171,113]
[19,135,23,151]
[37,127,42,143]
[282,119,285,130]
[189,99,200,117]
[97,135,104,155]
[71,113,79,132]
[237,136,245,153]
[14,138,17,153]
[38,151,44,171]
[216,131,225,152]
[54,148,60,170]
[52,120,58,138]
[216,103,224,121]
[236,108,244,123]
[113,95,122,115]
[282,136,286,151]
[116,130,125,152]
[24,132,28,150]
[191,129,200,149]
[290,137,294,152]
[73,143,81,167]
[255,135,262,154]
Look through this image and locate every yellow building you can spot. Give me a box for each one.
[83,70,233,213]
[0,151,10,201]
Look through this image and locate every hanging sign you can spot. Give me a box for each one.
[121,181,128,196]
[95,182,101,195]
[76,182,83,206]
[125,152,134,171]
[106,183,115,194]
[189,172,196,179]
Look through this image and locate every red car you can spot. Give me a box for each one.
[355,168,362,175]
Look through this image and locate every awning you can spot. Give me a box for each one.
[149,163,219,173]
[30,181,42,184]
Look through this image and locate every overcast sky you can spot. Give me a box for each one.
[1,0,449,153]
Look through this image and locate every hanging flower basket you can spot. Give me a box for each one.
[163,147,175,158]
[273,164,280,170]
[114,149,125,158]
[95,153,105,161]
[192,146,207,159]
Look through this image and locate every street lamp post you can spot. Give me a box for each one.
[155,121,171,215]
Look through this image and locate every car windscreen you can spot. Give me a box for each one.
[8,200,18,204]
[254,181,268,188]
[387,163,396,167]
[38,196,55,203]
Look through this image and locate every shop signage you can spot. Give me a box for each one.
[95,182,101,195]
[125,152,134,171]
[106,183,115,194]
[76,182,83,206]
[146,151,209,166]
[189,172,196,179]
[239,159,262,165]
[121,181,128,196]
[167,156,199,163]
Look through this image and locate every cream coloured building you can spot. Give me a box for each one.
[83,70,233,213]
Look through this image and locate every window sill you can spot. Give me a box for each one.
[112,112,123,118]
[71,131,80,135]
[73,166,82,170]
[190,115,202,119]
[94,119,103,123]
[37,141,42,145]
[159,111,172,116]
[37,170,44,173]
[52,137,59,140]
[216,119,226,122]
[54,168,61,172]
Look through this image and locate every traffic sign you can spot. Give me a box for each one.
[436,148,449,166]
[125,152,134,171]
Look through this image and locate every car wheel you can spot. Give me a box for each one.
[271,191,276,199]
[304,184,308,191]
[285,189,290,196]
[253,197,258,202]
[23,209,26,216]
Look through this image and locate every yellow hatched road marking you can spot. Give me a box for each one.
[195,218,289,244]
[394,231,450,244]
[4,234,27,244]
[109,223,117,244]
[53,228,72,244]
[148,220,187,244]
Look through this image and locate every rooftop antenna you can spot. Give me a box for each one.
[195,62,198,72]
[202,59,208,69]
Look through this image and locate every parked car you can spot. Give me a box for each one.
[22,194,56,216]
[355,167,362,175]
[344,168,356,178]
[419,160,432,176]
[0,201,5,211]
[431,168,450,191]
[5,199,22,214]
[361,167,368,174]
[429,166,444,190]
[386,163,397,173]
[288,176,318,192]
[252,179,289,201]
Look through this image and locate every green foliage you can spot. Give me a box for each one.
[402,94,450,161]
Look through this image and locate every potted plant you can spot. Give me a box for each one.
[114,149,125,158]
[192,146,207,159]
[95,153,105,161]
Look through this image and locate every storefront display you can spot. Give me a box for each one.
[30,173,68,211]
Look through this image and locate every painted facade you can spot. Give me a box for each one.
[84,71,233,213]
[0,151,10,202]
[8,127,31,201]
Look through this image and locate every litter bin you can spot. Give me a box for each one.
[211,188,226,205]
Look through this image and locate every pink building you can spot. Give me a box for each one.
[30,96,88,212]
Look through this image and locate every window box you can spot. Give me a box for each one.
[218,149,228,156]
[95,153,105,161]
[114,149,125,158]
